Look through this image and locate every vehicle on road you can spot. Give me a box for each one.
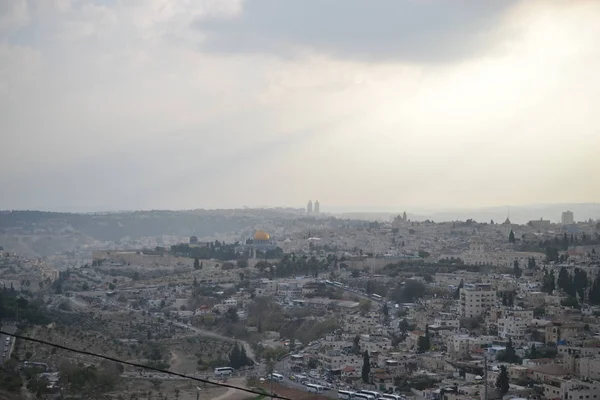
[359,390,381,399]
[214,367,234,376]
[269,373,284,381]
[305,383,324,393]
[338,390,355,399]
[354,393,376,400]
[381,395,406,400]
[371,294,383,301]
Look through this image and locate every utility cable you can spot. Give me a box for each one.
[0,330,291,400]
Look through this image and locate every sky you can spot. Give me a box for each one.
[1,0,599,212]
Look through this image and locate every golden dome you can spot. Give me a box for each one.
[253,230,270,241]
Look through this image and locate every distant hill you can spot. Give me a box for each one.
[333,203,600,224]
[423,203,600,224]
[0,209,306,242]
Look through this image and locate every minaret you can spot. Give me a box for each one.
[314,200,320,214]
[307,200,313,214]
[403,211,407,221]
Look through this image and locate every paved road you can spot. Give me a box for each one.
[0,325,16,365]
[273,346,340,399]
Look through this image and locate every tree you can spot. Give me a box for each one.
[391,280,427,303]
[495,365,510,395]
[557,267,574,297]
[561,296,580,309]
[509,230,516,244]
[288,333,296,354]
[417,326,430,353]
[352,335,361,355]
[361,350,370,383]
[513,260,522,278]
[589,275,600,305]
[194,258,200,270]
[497,338,520,364]
[454,280,464,300]
[382,303,389,324]
[359,299,372,315]
[228,342,251,369]
[542,272,556,294]
[527,257,537,270]
[529,344,539,359]
[573,268,588,302]
[225,307,239,322]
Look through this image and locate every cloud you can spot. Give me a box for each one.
[0,0,30,32]
[1,0,599,211]
[193,0,521,63]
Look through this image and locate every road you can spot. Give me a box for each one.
[170,321,256,362]
[106,298,257,363]
[273,345,340,399]
[0,324,16,365]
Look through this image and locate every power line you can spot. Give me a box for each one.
[0,330,291,400]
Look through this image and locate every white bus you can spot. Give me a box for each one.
[333,281,343,288]
[359,390,381,399]
[269,373,284,381]
[353,393,375,400]
[371,294,383,301]
[325,280,334,286]
[294,374,309,384]
[381,395,404,400]
[338,390,355,399]
[305,383,323,393]
[214,367,234,376]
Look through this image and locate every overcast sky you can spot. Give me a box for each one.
[1,0,599,212]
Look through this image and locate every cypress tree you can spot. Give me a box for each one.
[361,350,370,383]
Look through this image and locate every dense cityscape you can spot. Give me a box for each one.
[2,206,600,400]
[2,1,599,399]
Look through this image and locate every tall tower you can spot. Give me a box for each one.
[307,200,313,214]
[402,211,407,221]
[561,211,574,225]
[314,200,320,214]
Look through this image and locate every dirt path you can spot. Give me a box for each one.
[172,322,256,361]
[207,378,252,400]
[170,350,183,373]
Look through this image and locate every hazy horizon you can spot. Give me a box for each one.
[2,0,599,211]
[4,202,600,225]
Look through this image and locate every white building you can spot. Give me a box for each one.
[497,316,529,340]
[562,211,574,225]
[546,379,600,400]
[460,283,496,318]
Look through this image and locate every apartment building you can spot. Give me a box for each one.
[460,284,496,318]
[319,351,362,371]
[578,357,600,380]
[555,379,600,400]
[497,316,529,340]
[545,322,587,343]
